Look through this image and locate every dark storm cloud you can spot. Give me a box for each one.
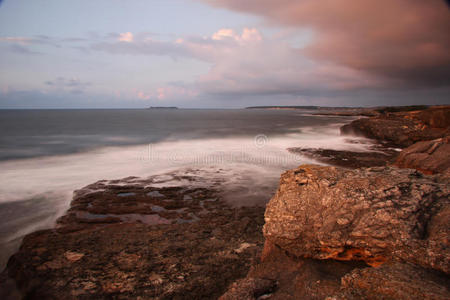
[200,0,450,88]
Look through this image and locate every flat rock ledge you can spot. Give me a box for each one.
[288,146,398,169]
[221,165,450,299]
[0,171,265,299]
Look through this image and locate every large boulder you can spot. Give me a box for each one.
[264,165,449,273]
[395,136,450,176]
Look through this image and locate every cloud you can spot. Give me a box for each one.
[89,27,385,99]
[200,0,450,87]
[0,36,45,55]
[184,28,383,97]
[89,28,266,61]
[45,77,92,94]
[0,89,156,109]
[0,37,33,45]
[8,44,42,55]
[119,84,199,102]
[0,34,77,55]
[91,37,189,58]
[1,28,385,102]
[118,32,134,43]
[210,28,262,42]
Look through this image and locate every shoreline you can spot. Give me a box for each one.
[1,106,449,299]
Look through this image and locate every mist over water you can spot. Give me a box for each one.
[0,109,374,270]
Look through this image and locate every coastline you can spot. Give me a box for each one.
[1,106,449,299]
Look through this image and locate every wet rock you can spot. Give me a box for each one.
[395,136,450,176]
[340,106,450,148]
[264,165,450,273]
[288,147,398,169]
[0,172,266,299]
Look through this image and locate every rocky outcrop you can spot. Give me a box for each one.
[340,106,450,148]
[395,136,450,176]
[222,165,450,299]
[264,165,449,272]
[288,147,398,169]
[0,171,265,299]
[222,107,450,299]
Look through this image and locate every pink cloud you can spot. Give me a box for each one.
[0,37,33,45]
[200,0,450,86]
[137,91,151,100]
[118,32,134,43]
[212,29,235,41]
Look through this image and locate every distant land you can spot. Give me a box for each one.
[245,105,430,111]
[245,105,432,116]
[148,106,178,110]
[246,106,321,110]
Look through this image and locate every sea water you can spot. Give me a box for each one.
[0,109,374,269]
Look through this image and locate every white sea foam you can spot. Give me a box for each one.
[0,122,374,269]
[0,123,377,207]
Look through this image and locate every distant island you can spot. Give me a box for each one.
[148,106,178,110]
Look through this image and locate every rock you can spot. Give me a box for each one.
[288,147,398,169]
[340,106,450,148]
[219,277,276,300]
[222,240,450,299]
[335,262,450,300]
[235,242,255,254]
[64,251,84,262]
[395,136,450,176]
[312,108,381,117]
[264,165,449,273]
[221,165,450,299]
[0,171,266,299]
[221,240,369,300]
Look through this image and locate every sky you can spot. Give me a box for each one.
[0,0,449,108]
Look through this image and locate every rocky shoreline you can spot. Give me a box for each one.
[1,106,449,299]
[221,105,450,299]
[0,171,266,299]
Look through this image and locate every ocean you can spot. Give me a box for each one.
[0,109,374,270]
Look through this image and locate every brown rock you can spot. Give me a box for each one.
[336,262,450,300]
[64,251,84,262]
[219,277,276,300]
[221,240,369,300]
[263,165,450,273]
[340,106,450,148]
[288,147,398,169]
[395,136,450,176]
[221,240,450,299]
[0,172,266,299]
